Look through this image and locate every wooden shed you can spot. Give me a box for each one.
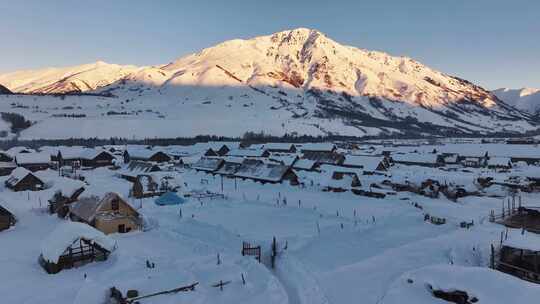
[69,192,141,234]
[5,167,45,191]
[39,222,116,274]
[493,232,540,283]
[0,205,16,232]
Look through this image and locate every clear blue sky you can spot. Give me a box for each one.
[1,0,538,89]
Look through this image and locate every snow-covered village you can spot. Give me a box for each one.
[1,139,540,303]
[1,1,540,303]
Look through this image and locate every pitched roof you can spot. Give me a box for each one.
[40,221,116,263]
[392,153,440,164]
[227,148,268,157]
[299,143,336,152]
[15,152,50,165]
[235,162,294,182]
[343,155,386,171]
[70,192,137,223]
[191,157,224,172]
[6,167,38,187]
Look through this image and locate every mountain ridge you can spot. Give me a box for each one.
[0,28,537,138]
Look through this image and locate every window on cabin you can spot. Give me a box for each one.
[111,199,119,211]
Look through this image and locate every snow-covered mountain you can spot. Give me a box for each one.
[0,61,140,94]
[492,88,540,115]
[0,28,538,138]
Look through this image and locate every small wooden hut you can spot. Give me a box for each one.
[39,222,116,274]
[494,231,540,283]
[69,192,141,234]
[0,205,16,232]
[5,167,45,191]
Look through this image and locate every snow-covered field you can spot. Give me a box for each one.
[1,142,540,303]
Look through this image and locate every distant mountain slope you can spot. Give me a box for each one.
[0,83,12,94]
[492,88,540,115]
[0,28,538,138]
[98,28,536,136]
[0,61,140,94]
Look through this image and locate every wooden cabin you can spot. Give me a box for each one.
[123,149,171,163]
[39,222,116,274]
[131,175,165,199]
[302,151,345,166]
[204,144,230,157]
[215,158,244,177]
[226,148,271,158]
[392,153,444,167]
[69,192,141,234]
[0,152,16,176]
[234,160,299,185]
[53,149,115,168]
[191,157,225,174]
[299,143,337,153]
[293,159,318,172]
[494,233,540,283]
[487,157,512,169]
[119,161,161,182]
[342,155,389,174]
[14,152,50,172]
[0,161,16,176]
[262,143,297,154]
[5,167,45,191]
[0,205,15,232]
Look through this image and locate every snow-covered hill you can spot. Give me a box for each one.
[0,28,538,139]
[492,88,540,115]
[0,61,140,94]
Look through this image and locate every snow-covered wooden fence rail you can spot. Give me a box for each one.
[241,242,261,263]
[110,282,198,304]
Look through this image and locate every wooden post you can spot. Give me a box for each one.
[271,237,276,269]
[490,244,495,269]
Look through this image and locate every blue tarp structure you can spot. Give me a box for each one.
[155,192,185,206]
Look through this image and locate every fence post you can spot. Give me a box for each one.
[490,244,495,269]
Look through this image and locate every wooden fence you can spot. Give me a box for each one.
[242,242,261,263]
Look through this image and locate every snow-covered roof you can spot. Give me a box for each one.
[392,153,440,164]
[293,159,317,170]
[343,155,385,171]
[121,161,161,176]
[52,179,85,198]
[6,167,35,187]
[322,172,359,189]
[268,154,298,166]
[503,230,540,252]
[263,143,296,151]
[127,148,168,159]
[299,143,336,152]
[488,157,512,166]
[192,157,223,172]
[70,192,137,223]
[54,147,112,160]
[227,148,268,158]
[41,221,116,263]
[235,162,293,182]
[0,161,16,169]
[15,152,50,164]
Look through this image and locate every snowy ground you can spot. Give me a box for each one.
[1,146,540,303]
